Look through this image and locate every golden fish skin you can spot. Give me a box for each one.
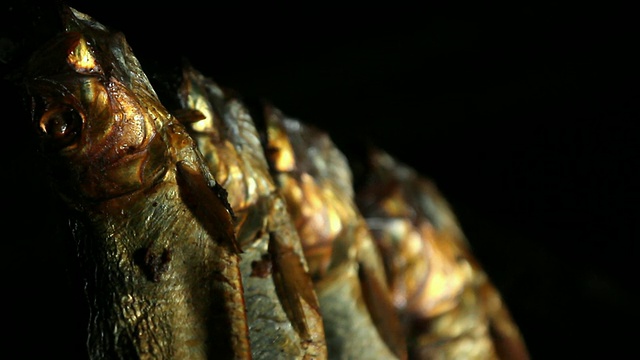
[355,149,529,360]
[176,65,327,359]
[25,6,250,359]
[263,106,407,360]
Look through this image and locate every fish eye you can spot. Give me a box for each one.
[39,106,83,149]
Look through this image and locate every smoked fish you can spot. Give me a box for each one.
[24,7,250,359]
[355,149,530,359]
[176,64,327,359]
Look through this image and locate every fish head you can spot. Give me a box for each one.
[24,6,170,207]
[264,106,362,277]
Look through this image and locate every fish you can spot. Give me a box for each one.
[24,6,250,359]
[355,148,530,359]
[175,64,327,359]
[261,105,408,360]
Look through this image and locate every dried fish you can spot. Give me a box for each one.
[355,149,530,359]
[176,65,326,359]
[24,7,249,359]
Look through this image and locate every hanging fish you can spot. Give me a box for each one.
[355,149,530,359]
[262,106,408,360]
[24,6,250,359]
[175,64,327,359]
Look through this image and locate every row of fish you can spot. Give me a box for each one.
[23,5,529,359]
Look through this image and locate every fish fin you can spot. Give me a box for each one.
[235,198,270,249]
[176,161,241,253]
[483,283,531,360]
[173,108,207,124]
[358,263,408,360]
[268,232,320,341]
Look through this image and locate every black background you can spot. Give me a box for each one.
[2,2,637,359]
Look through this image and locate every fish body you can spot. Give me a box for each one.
[355,149,530,359]
[177,65,327,359]
[25,7,249,359]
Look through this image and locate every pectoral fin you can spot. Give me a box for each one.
[268,232,320,340]
[176,160,240,253]
[173,108,207,124]
[358,262,408,360]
